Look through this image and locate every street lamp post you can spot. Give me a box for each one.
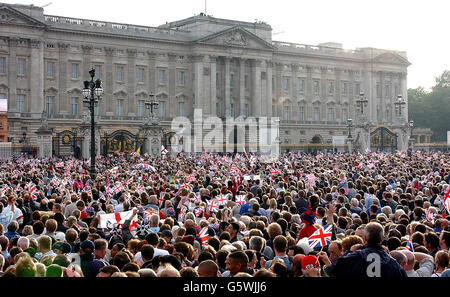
[356,91,369,117]
[82,68,103,179]
[347,118,353,138]
[394,95,406,117]
[409,120,414,150]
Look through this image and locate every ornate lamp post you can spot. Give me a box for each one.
[409,120,414,150]
[356,91,369,117]
[145,92,159,120]
[394,94,406,117]
[347,118,353,138]
[82,68,103,179]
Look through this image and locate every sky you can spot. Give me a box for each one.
[3,0,450,90]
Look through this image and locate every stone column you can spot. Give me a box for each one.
[36,128,53,158]
[224,56,231,117]
[8,37,18,112]
[79,124,101,159]
[239,57,246,117]
[192,54,204,110]
[266,61,273,117]
[81,44,93,76]
[251,59,262,117]
[127,49,137,116]
[58,43,69,115]
[141,124,164,157]
[168,52,177,115]
[104,47,115,116]
[306,65,313,120]
[30,39,44,118]
[210,55,217,116]
[400,72,408,122]
[35,113,53,158]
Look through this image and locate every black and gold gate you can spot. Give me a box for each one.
[370,126,397,152]
[101,130,146,155]
[52,130,82,158]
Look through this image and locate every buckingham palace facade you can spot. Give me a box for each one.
[0,3,411,156]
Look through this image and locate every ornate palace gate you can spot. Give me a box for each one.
[101,130,146,155]
[370,126,398,152]
[52,130,83,158]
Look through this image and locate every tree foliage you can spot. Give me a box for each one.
[408,70,450,142]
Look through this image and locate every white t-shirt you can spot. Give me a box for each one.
[153,248,169,257]
[4,205,23,225]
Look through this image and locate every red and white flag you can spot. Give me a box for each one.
[216,194,229,206]
[161,145,168,155]
[207,200,219,213]
[443,186,450,215]
[199,226,209,248]
[98,210,137,229]
[235,195,247,206]
[308,225,333,248]
[425,208,435,224]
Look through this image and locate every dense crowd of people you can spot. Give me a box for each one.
[0,149,449,278]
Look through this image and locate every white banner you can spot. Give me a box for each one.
[98,210,134,229]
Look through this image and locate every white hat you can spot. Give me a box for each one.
[55,232,66,242]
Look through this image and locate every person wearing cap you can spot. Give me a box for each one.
[160,230,173,244]
[301,255,321,277]
[53,242,72,255]
[79,239,105,277]
[296,210,317,243]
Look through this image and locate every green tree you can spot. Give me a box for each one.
[408,70,450,142]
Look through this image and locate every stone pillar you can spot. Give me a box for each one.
[127,49,137,116]
[36,128,53,158]
[141,124,164,157]
[168,52,177,115]
[35,112,52,158]
[104,47,115,116]
[210,55,217,116]
[30,39,44,118]
[58,43,69,115]
[224,57,231,117]
[192,54,204,110]
[79,124,101,159]
[239,58,246,117]
[251,59,262,117]
[266,61,273,117]
[400,72,408,123]
[8,37,18,112]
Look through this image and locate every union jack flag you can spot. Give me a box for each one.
[235,195,247,206]
[125,177,133,186]
[199,226,209,248]
[425,208,435,224]
[216,194,229,206]
[159,192,165,207]
[406,240,414,252]
[305,173,316,186]
[194,207,204,217]
[178,206,187,221]
[27,182,37,195]
[207,200,219,213]
[0,185,9,196]
[308,225,333,248]
[55,162,64,168]
[186,174,196,182]
[135,186,145,194]
[194,192,201,203]
[443,186,450,215]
